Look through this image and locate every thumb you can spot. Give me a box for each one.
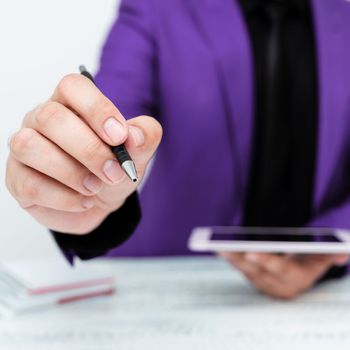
[301,255,340,278]
[304,254,349,278]
[125,116,163,173]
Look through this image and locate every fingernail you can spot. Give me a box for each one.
[82,197,94,209]
[103,117,126,144]
[103,159,125,183]
[83,174,103,194]
[129,126,145,147]
[245,253,260,263]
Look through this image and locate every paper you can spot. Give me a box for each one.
[0,257,350,350]
[0,258,115,317]
[1,258,114,291]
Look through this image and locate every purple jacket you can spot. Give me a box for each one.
[94,0,350,257]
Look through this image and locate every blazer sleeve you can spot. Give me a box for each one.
[51,192,141,263]
[51,0,158,262]
[94,0,158,120]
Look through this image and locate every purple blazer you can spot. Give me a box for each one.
[94,0,350,257]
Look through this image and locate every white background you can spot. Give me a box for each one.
[0,0,120,260]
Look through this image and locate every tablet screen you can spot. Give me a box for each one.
[211,232,341,243]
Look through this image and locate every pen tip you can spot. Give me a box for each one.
[121,160,138,183]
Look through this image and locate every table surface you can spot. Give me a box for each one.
[1,256,350,350]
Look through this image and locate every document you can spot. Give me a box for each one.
[0,257,349,350]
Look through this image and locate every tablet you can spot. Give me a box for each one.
[188,226,350,254]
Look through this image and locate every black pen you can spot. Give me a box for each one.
[79,65,138,183]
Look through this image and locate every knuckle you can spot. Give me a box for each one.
[35,102,62,129]
[56,74,83,96]
[10,128,36,156]
[83,139,106,161]
[61,195,80,210]
[272,263,287,275]
[89,98,115,120]
[22,107,37,127]
[18,175,39,202]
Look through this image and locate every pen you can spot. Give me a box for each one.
[79,65,138,183]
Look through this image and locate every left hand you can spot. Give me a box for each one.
[220,252,349,300]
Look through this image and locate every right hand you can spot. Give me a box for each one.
[5,74,162,234]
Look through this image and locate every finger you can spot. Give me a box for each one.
[280,254,339,291]
[9,128,103,196]
[222,253,303,299]
[24,102,123,185]
[242,255,305,299]
[125,116,163,169]
[6,157,94,212]
[90,115,163,208]
[223,253,262,280]
[25,205,108,235]
[300,254,345,278]
[51,74,128,146]
[251,272,300,300]
[219,252,245,263]
[245,253,300,279]
[231,257,301,299]
[332,254,349,266]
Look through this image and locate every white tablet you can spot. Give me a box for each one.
[188,226,350,254]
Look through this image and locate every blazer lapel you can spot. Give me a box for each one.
[188,0,255,219]
[311,0,350,212]
[187,0,350,219]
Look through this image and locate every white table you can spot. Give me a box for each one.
[1,257,350,350]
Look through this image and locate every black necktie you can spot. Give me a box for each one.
[265,3,287,119]
[245,1,295,226]
[242,0,317,228]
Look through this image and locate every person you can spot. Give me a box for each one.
[5,0,350,300]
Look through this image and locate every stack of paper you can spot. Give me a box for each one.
[0,258,115,316]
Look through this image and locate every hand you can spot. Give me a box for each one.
[6,74,162,234]
[220,252,349,300]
